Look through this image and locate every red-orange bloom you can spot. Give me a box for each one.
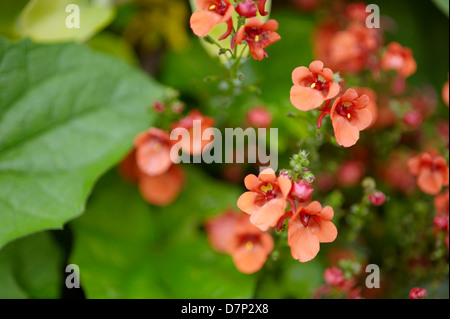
[118,147,185,207]
[138,164,185,206]
[225,214,274,274]
[190,0,234,39]
[237,168,292,231]
[381,42,417,78]
[206,211,274,274]
[134,127,173,177]
[290,60,341,111]
[235,18,281,61]
[288,201,337,263]
[314,21,381,74]
[171,110,215,156]
[408,153,449,195]
[330,88,372,147]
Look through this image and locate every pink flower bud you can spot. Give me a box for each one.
[369,191,386,206]
[433,215,449,231]
[246,107,273,128]
[403,110,423,127]
[153,101,165,113]
[409,287,427,299]
[290,180,314,202]
[324,267,345,287]
[236,0,258,18]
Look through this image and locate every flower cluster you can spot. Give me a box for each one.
[237,151,338,264]
[119,107,215,206]
[290,60,373,147]
[190,0,280,61]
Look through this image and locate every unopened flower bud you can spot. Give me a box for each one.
[246,107,272,128]
[235,0,258,18]
[324,267,345,287]
[290,179,314,202]
[369,191,386,206]
[409,287,427,299]
[153,101,165,113]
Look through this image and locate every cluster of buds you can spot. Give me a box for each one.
[314,260,363,299]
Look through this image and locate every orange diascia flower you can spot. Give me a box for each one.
[237,168,292,231]
[330,88,372,147]
[314,21,381,74]
[190,0,234,39]
[290,60,341,111]
[381,42,417,78]
[118,129,185,207]
[171,110,215,156]
[134,127,173,177]
[288,201,337,263]
[408,153,449,195]
[206,211,274,274]
[235,18,281,61]
[138,164,185,206]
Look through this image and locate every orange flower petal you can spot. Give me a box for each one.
[237,191,259,214]
[190,10,222,37]
[277,175,293,199]
[258,168,277,183]
[244,174,261,191]
[250,197,286,231]
[231,244,268,274]
[314,219,338,243]
[304,201,322,215]
[319,205,334,221]
[325,82,341,100]
[136,142,172,177]
[309,60,325,73]
[332,114,360,147]
[288,222,320,262]
[138,165,184,206]
[407,156,421,176]
[290,85,325,111]
[206,211,240,253]
[263,19,279,31]
[350,108,373,131]
[292,66,313,85]
[418,169,444,195]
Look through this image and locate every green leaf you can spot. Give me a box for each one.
[0,231,64,299]
[69,169,255,298]
[17,0,115,42]
[432,0,449,17]
[0,38,167,248]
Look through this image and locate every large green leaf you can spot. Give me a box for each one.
[0,38,167,248]
[69,169,255,298]
[0,231,63,299]
[17,0,115,42]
